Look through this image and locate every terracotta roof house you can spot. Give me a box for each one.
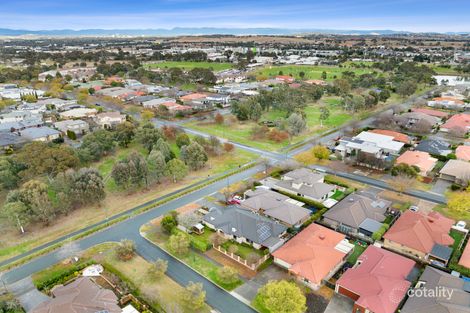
[202,206,287,252]
[322,192,391,236]
[32,277,121,313]
[273,168,336,203]
[242,188,311,227]
[411,108,450,119]
[459,240,470,269]
[273,223,353,290]
[370,129,410,144]
[428,96,466,109]
[275,75,295,83]
[305,79,327,86]
[456,145,470,161]
[440,113,470,134]
[439,159,470,185]
[383,211,454,264]
[180,92,208,102]
[336,246,416,313]
[396,150,438,176]
[401,266,470,313]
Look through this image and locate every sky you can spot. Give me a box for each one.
[1,0,469,32]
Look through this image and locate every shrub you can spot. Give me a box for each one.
[216,266,239,285]
[115,239,136,261]
[34,260,95,291]
[371,224,390,241]
[268,129,289,143]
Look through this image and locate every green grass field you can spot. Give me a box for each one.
[253,65,375,82]
[145,61,233,71]
[430,65,461,75]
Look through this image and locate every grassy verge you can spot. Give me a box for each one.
[144,61,233,71]
[0,162,257,272]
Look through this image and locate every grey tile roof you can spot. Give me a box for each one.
[275,179,335,200]
[430,244,453,262]
[416,139,452,156]
[19,126,60,140]
[242,189,310,226]
[203,206,286,249]
[323,193,390,229]
[401,266,470,313]
[358,218,383,234]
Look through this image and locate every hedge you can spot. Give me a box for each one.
[371,224,390,241]
[34,260,95,291]
[304,208,328,227]
[190,238,212,252]
[324,176,351,189]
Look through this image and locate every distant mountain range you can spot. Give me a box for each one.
[0,27,468,37]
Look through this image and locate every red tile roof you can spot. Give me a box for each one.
[272,224,348,285]
[180,93,207,102]
[383,211,454,254]
[370,129,410,143]
[396,150,438,174]
[456,145,470,161]
[432,97,465,105]
[337,246,415,313]
[459,240,470,269]
[411,108,449,118]
[275,75,295,83]
[441,113,470,131]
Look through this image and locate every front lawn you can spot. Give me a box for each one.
[330,190,345,201]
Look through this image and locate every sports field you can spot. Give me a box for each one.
[145,61,234,71]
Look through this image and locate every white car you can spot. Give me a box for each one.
[409,206,419,212]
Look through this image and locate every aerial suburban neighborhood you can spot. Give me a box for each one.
[0,1,470,313]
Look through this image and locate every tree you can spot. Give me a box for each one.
[115,239,136,261]
[411,119,433,134]
[388,174,416,194]
[114,121,135,147]
[147,149,166,183]
[209,233,227,247]
[287,113,306,136]
[177,212,200,229]
[176,133,191,148]
[166,159,188,182]
[447,191,470,214]
[214,113,224,124]
[321,71,327,80]
[181,282,206,311]
[223,142,235,153]
[333,78,351,95]
[319,106,330,127]
[135,123,163,153]
[1,201,29,233]
[141,109,155,121]
[79,129,115,162]
[168,232,190,255]
[396,80,417,97]
[391,163,420,178]
[155,138,174,162]
[69,168,105,205]
[312,145,330,160]
[0,157,23,190]
[111,152,148,189]
[147,259,168,279]
[161,213,178,234]
[217,266,239,285]
[181,142,208,170]
[17,142,79,177]
[257,280,306,313]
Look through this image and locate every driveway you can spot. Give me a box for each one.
[431,178,451,195]
[7,276,50,312]
[323,294,354,313]
[234,265,290,302]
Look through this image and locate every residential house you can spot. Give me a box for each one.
[38,67,97,82]
[427,96,466,109]
[242,188,311,227]
[396,150,438,176]
[0,86,45,100]
[275,75,295,83]
[411,108,450,119]
[95,112,126,129]
[369,129,411,144]
[202,206,287,252]
[142,97,177,109]
[31,277,121,313]
[180,92,208,102]
[456,145,470,161]
[132,95,157,106]
[322,192,391,236]
[35,98,77,111]
[401,266,470,313]
[397,111,441,129]
[415,139,452,156]
[273,223,353,290]
[204,94,231,107]
[336,131,404,164]
[19,126,61,142]
[273,168,336,202]
[0,111,42,124]
[0,132,27,151]
[59,108,98,119]
[305,79,327,86]
[0,119,44,132]
[439,159,470,185]
[54,120,89,136]
[440,113,470,135]
[96,87,143,100]
[383,211,455,265]
[336,246,416,313]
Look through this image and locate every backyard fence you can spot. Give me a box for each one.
[214,245,270,271]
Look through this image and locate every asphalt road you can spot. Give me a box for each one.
[2,165,261,313]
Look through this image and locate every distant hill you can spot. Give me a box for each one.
[0,27,415,37]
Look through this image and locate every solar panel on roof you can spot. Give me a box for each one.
[258,223,272,242]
